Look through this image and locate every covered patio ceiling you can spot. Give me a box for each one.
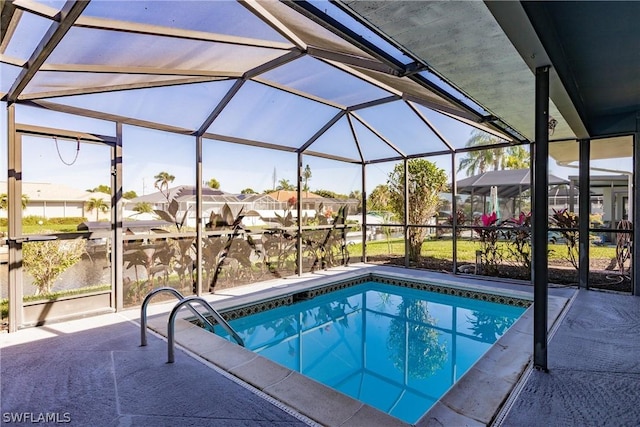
[343,0,640,141]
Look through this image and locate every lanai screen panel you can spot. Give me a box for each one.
[259,56,393,108]
[207,80,341,149]
[350,66,471,119]
[80,0,291,43]
[45,80,239,130]
[304,116,362,162]
[0,64,22,95]
[46,28,288,73]
[23,72,224,100]
[351,119,403,162]
[412,104,507,149]
[259,0,380,60]
[354,101,451,156]
[2,9,52,61]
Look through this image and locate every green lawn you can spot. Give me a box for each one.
[1,224,84,234]
[351,237,616,262]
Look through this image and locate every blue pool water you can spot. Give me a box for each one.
[213,282,526,424]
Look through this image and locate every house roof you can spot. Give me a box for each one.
[267,190,322,202]
[130,185,232,204]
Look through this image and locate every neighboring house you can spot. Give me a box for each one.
[0,181,110,220]
[266,190,360,215]
[124,187,360,228]
[125,186,289,227]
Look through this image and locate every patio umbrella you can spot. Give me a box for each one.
[489,186,499,218]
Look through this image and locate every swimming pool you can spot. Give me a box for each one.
[207,279,528,424]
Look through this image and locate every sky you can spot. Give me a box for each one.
[1,99,633,201]
[2,100,470,197]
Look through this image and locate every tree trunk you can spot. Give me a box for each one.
[408,228,427,262]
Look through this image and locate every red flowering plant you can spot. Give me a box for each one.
[446,209,467,238]
[502,211,532,270]
[549,208,579,270]
[473,212,502,275]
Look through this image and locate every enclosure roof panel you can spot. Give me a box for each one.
[2,0,526,160]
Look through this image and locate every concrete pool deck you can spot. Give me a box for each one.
[2,265,638,426]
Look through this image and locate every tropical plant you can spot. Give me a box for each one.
[473,212,502,275]
[154,197,188,231]
[388,299,447,379]
[467,311,517,343]
[302,205,350,271]
[123,190,138,199]
[457,131,530,177]
[22,234,86,295]
[122,234,173,303]
[503,146,530,169]
[154,171,175,199]
[388,159,448,262]
[276,178,294,191]
[457,131,508,177]
[549,208,579,270]
[446,209,467,237]
[87,184,110,194]
[302,164,312,193]
[502,211,532,270]
[260,200,297,274]
[85,197,109,221]
[368,184,392,213]
[205,204,261,290]
[240,188,256,194]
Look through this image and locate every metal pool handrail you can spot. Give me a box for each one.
[140,287,215,347]
[167,296,245,363]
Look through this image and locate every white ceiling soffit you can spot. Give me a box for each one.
[549,136,633,164]
[341,0,576,142]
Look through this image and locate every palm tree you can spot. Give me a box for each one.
[302,164,312,195]
[154,171,175,199]
[368,185,391,212]
[85,197,109,221]
[457,130,508,177]
[276,179,294,191]
[503,146,530,169]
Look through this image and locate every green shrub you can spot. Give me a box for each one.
[47,217,87,225]
[22,215,46,225]
[22,233,86,295]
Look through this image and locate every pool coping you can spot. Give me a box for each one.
[142,265,570,426]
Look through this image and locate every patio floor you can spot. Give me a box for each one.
[499,288,640,426]
[1,268,639,426]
